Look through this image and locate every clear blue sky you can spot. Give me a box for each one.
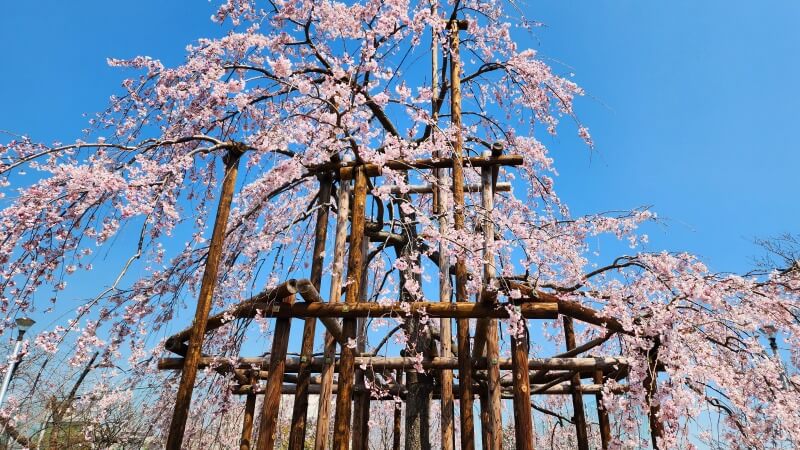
[2,0,798,277]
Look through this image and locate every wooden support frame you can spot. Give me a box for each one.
[240,373,258,450]
[480,150,502,450]
[594,369,611,449]
[563,316,590,450]
[166,148,243,450]
[315,173,352,450]
[332,165,368,450]
[511,322,534,450]
[256,294,296,450]
[159,356,630,372]
[288,175,333,450]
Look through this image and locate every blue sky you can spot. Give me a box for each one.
[3,0,798,276]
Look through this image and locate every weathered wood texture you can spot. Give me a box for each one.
[240,374,257,450]
[166,149,242,450]
[159,356,629,372]
[332,166,368,450]
[511,324,534,450]
[256,295,296,450]
[288,176,332,450]
[449,19,474,450]
[481,151,502,450]
[594,369,612,450]
[314,174,352,450]
[563,316,590,450]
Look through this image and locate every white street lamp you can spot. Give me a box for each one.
[0,317,36,409]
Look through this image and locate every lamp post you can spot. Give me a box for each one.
[0,318,35,409]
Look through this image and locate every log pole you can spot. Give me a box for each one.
[594,369,611,449]
[314,173,352,450]
[165,148,243,450]
[563,316,590,450]
[240,373,258,450]
[511,323,534,450]
[481,150,502,450]
[434,8,455,450]
[288,175,332,450]
[332,165,368,450]
[449,18,474,450]
[256,294,296,450]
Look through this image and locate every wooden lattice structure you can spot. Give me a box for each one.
[157,21,658,450]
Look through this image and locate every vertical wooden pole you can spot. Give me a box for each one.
[644,342,663,450]
[563,317,589,450]
[332,165,368,450]
[449,19,475,450]
[240,373,258,450]
[314,176,352,450]
[166,148,243,450]
[511,324,534,450]
[433,7,455,450]
[256,294,297,450]
[478,390,489,450]
[480,152,502,450]
[593,369,611,450]
[393,372,404,450]
[288,175,333,450]
[353,237,370,450]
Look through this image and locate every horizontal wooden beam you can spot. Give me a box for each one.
[315,154,524,177]
[232,301,557,320]
[229,382,621,397]
[165,280,299,353]
[158,356,628,372]
[387,182,511,195]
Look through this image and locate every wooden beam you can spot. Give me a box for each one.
[511,324,534,450]
[165,148,243,450]
[256,294,296,450]
[594,369,611,450]
[164,280,299,353]
[481,150,502,450]
[314,174,351,450]
[332,165,368,450]
[240,373,257,450]
[234,300,558,320]
[311,154,524,176]
[158,356,630,373]
[288,176,332,450]
[387,182,511,195]
[230,382,622,397]
[435,23,455,446]
[563,317,590,450]
[296,280,346,346]
[450,19,474,450]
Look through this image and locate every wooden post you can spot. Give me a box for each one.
[166,148,243,450]
[481,151,502,450]
[449,19,475,450]
[314,175,352,450]
[393,372,404,450]
[240,373,258,450]
[511,324,534,450]
[288,175,333,450]
[332,165,368,450]
[593,369,611,450]
[256,294,296,449]
[353,238,370,450]
[433,6,455,450]
[563,317,589,450]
